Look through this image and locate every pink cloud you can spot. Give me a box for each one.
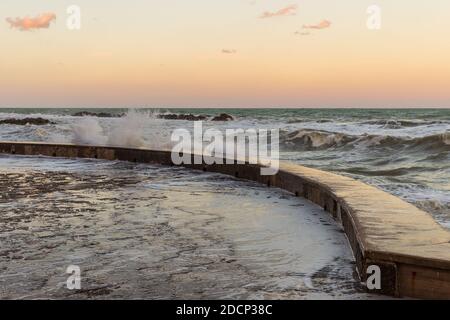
[222,49,237,54]
[6,13,56,31]
[260,5,297,19]
[303,20,331,30]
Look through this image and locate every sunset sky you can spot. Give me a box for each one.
[1,0,450,108]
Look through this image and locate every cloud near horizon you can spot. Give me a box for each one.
[260,5,297,19]
[302,19,331,30]
[222,49,237,54]
[6,13,56,31]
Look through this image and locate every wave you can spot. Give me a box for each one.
[72,109,153,148]
[281,129,354,149]
[362,119,450,129]
[338,166,437,177]
[414,199,450,218]
[286,118,333,124]
[281,129,450,152]
[285,118,450,128]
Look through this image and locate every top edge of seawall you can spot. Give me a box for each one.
[0,141,173,153]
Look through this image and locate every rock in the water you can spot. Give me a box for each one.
[0,118,53,126]
[157,114,208,121]
[158,113,234,121]
[72,111,123,118]
[211,113,234,121]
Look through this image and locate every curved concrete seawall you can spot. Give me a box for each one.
[1,141,450,299]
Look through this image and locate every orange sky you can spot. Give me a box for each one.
[1,0,450,108]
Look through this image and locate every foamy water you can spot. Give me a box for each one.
[0,155,379,299]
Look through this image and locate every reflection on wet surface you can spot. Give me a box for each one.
[0,155,376,299]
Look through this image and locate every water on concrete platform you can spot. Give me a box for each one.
[0,155,379,299]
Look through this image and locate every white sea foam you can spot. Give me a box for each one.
[70,109,156,148]
[72,117,107,145]
[106,109,149,147]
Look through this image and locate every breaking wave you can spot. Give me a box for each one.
[281,129,450,152]
[362,119,450,129]
[72,109,154,148]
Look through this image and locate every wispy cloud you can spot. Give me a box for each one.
[6,13,56,31]
[294,31,310,36]
[222,49,237,54]
[260,5,297,19]
[302,20,331,30]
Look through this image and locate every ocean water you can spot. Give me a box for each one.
[0,108,449,229]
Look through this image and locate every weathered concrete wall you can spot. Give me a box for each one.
[1,141,450,299]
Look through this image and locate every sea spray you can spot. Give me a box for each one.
[72,117,107,145]
[106,109,148,147]
[71,109,155,147]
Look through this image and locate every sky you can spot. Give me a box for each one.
[1,0,450,108]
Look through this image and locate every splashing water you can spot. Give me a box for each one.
[71,109,153,148]
[72,117,107,145]
[106,109,148,147]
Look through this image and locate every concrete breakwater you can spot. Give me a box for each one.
[1,141,449,299]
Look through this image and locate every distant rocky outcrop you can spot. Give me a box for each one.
[72,111,124,118]
[157,114,208,121]
[159,113,234,121]
[0,118,53,126]
[70,111,234,121]
[211,113,234,121]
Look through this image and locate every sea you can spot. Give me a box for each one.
[0,108,448,229]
